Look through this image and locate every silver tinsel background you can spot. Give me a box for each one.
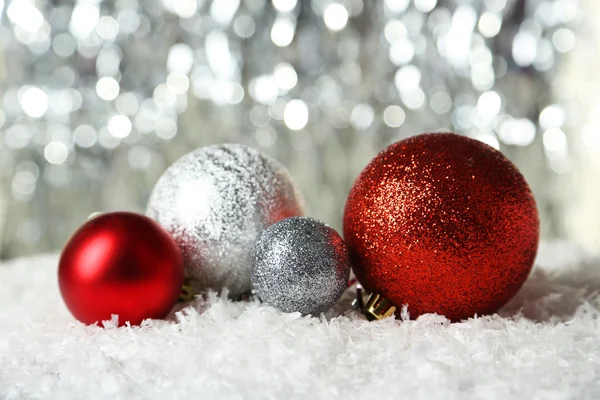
[0,0,592,259]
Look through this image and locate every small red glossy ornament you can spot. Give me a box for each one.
[59,212,184,326]
[344,133,540,321]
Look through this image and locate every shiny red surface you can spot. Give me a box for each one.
[343,133,540,321]
[58,212,184,326]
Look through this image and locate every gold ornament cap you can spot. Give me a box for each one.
[179,282,195,302]
[364,293,397,321]
[353,285,397,321]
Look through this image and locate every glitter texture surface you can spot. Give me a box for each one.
[343,133,540,321]
[147,144,304,297]
[252,217,350,315]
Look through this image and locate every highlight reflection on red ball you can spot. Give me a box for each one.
[343,133,540,321]
[58,212,184,326]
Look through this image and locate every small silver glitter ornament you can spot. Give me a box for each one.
[146,144,304,297]
[252,216,351,315]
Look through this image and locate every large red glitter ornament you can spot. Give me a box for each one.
[343,133,539,321]
[59,212,184,326]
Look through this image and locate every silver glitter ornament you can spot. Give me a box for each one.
[146,144,304,297]
[252,216,351,315]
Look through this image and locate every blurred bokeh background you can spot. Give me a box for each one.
[0,0,597,260]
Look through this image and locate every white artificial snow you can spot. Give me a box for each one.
[1,242,600,399]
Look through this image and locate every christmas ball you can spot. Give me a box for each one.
[252,217,351,315]
[343,133,539,321]
[58,212,184,326]
[147,144,304,298]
